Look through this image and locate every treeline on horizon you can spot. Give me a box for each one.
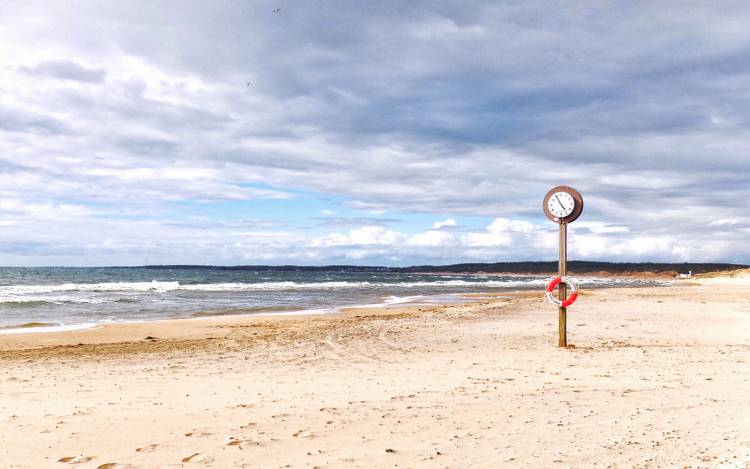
[137,261,748,275]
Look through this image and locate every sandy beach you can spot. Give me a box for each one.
[1,282,749,468]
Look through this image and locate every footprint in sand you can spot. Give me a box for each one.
[181,453,214,464]
[58,455,94,464]
[227,438,261,447]
[319,407,338,413]
[135,443,159,453]
[184,431,212,437]
[292,430,314,438]
[97,464,131,469]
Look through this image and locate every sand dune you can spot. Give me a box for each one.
[697,267,750,278]
[695,268,750,285]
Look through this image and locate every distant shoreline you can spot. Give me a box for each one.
[119,261,746,276]
[1,262,744,276]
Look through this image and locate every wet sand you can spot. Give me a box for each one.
[1,284,749,468]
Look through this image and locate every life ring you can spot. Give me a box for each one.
[545,276,579,308]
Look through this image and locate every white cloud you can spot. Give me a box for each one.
[408,16,487,40]
[311,226,404,248]
[487,218,535,234]
[408,230,455,247]
[0,199,92,219]
[432,218,457,229]
[572,221,629,234]
[459,218,535,248]
[462,231,512,248]
[708,219,745,227]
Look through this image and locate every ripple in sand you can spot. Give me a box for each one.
[190,305,301,318]
[181,452,214,463]
[135,443,159,453]
[227,438,261,447]
[58,455,94,464]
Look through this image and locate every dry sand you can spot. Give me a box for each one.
[1,283,749,468]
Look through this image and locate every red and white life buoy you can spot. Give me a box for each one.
[545,276,579,308]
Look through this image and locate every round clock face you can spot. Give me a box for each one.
[547,191,575,218]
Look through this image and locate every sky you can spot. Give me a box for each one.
[1,1,750,266]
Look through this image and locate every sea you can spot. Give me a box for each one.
[0,267,663,334]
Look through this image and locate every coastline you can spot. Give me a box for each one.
[0,278,675,351]
[0,292,494,354]
[2,283,749,467]
[0,275,667,338]
[0,290,470,339]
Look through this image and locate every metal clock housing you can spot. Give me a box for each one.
[543,186,584,224]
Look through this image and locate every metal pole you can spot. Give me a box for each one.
[558,223,567,348]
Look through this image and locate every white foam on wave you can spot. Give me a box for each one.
[0,278,544,294]
[180,281,362,291]
[0,322,100,335]
[383,295,427,305]
[0,290,461,334]
[333,294,429,310]
[0,281,180,295]
[254,307,336,317]
[0,295,109,304]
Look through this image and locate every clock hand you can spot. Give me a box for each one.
[554,194,566,211]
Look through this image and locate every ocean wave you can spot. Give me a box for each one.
[0,322,100,335]
[0,277,654,302]
[0,281,180,295]
[179,281,365,291]
[0,321,59,329]
[382,294,427,305]
[0,295,110,305]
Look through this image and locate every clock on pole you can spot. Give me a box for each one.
[543,186,583,224]
[542,185,583,347]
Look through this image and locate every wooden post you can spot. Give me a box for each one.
[558,223,567,348]
[544,186,582,347]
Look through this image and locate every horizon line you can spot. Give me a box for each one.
[1,260,746,270]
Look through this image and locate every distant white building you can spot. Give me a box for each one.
[677,270,693,279]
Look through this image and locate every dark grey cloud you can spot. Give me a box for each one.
[19,60,106,82]
[0,108,70,135]
[117,137,180,157]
